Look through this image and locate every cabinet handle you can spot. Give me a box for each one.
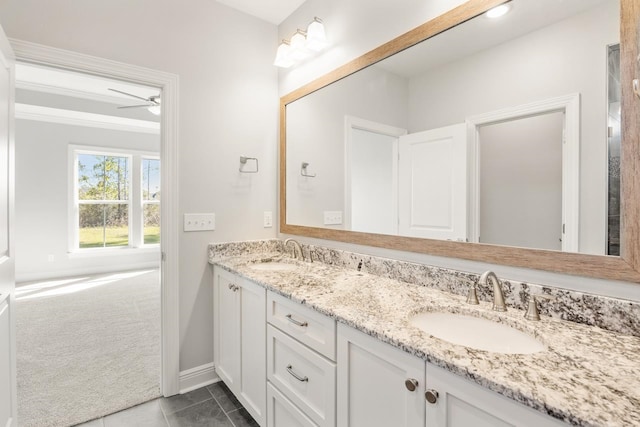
[228,283,239,292]
[425,389,439,404]
[405,378,419,392]
[286,364,309,382]
[286,314,308,327]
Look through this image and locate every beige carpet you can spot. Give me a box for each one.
[15,269,161,427]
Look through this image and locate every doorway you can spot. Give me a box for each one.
[14,62,163,425]
[467,94,580,252]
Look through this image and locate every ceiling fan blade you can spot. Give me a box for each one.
[117,104,152,109]
[108,88,150,102]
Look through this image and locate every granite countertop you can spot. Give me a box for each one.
[210,252,640,427]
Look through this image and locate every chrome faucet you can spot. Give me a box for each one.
[480,271,507,312]
[284,238,304,261]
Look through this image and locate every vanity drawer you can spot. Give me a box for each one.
[267,292,336,360]
[267,325,336,427]
[267,382,319,427]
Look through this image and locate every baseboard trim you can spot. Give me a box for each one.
[178,363,219,394]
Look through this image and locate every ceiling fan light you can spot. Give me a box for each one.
[147,105,161,115]
[305,17,328,52]
[274,41,294,68]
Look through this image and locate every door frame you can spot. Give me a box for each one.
[466,93,580,252]
[9,39,180,396]
[344,116,406,232]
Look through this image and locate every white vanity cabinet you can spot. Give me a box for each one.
[337,323,425,427]
[425,363,567,427]
[213,267,266,426]
[337,323,568,427]
[266,292,337,427]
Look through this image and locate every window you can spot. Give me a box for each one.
[73,148,160,250]
[142,158,160,245]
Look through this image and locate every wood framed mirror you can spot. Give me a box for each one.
[280,0,640,283]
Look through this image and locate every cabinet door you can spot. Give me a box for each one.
[425,363,567,427]
[213,268,242,390]
[239,279,266,426]
[267,382,319,427]
[337,324,424,427]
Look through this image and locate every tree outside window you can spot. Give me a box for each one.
[77,154,130,248]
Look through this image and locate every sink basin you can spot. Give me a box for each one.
[248,262,299,272]
[410,312,545,354]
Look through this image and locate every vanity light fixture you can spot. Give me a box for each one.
[274,17,328,68]
[485,3,511,19]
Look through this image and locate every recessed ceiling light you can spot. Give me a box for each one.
[486,3,511,19]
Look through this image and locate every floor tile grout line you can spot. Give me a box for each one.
[162,395,215,418]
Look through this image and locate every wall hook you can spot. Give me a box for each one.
[301,162,316,177]
[239,156,259,173]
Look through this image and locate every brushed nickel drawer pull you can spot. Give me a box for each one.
[286,314,308,327]
[228,283,239,292]
[286,364,309,382]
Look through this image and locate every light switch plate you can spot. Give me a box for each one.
[264,211,273,228]
[324,211,343,225]
[184,213,215,231]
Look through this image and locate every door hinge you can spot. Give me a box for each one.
[608,126,613,138]
[161,252,166,262]
[562,224,566,234]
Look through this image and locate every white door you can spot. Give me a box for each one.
[337,324,424,427]
[0,25,17,427]
[398,124,467,241]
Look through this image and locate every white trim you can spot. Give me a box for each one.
[344,116,406,232]
[10,39,181,396]
[466,94,580,252]
[179,363,219,394]
[15,103,160,134]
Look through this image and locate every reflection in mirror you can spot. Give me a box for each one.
[286,0,619,256]
[607,43,621,256]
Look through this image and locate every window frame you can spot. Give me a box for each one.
[69,145,160,252]
[141,155,161,247]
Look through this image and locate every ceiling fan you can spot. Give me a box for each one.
[108,88,161,115]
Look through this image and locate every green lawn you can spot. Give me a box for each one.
[79,226,160,248]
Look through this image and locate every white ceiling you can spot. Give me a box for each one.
[377,0,610,78]
[15,63,160,106]
[215,0,305,25]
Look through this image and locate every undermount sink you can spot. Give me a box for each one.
[410,312,545,354]
[248,262,299,272]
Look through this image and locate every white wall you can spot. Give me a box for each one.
[15,118,160,281]
[0,0,279,372]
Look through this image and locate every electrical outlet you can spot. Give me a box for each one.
[324,211,343,225]
[184,213,215,231]
[264,211,273,228]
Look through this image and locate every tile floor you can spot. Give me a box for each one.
[75,381,259,427]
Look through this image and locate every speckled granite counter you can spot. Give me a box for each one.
[209,250,640,427]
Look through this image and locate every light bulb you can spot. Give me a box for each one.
[274,41,294,68]
[485,4,511,19]
[306,17,328,52]
[288,30,311,61]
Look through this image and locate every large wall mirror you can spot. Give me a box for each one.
[280,0,640,283]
